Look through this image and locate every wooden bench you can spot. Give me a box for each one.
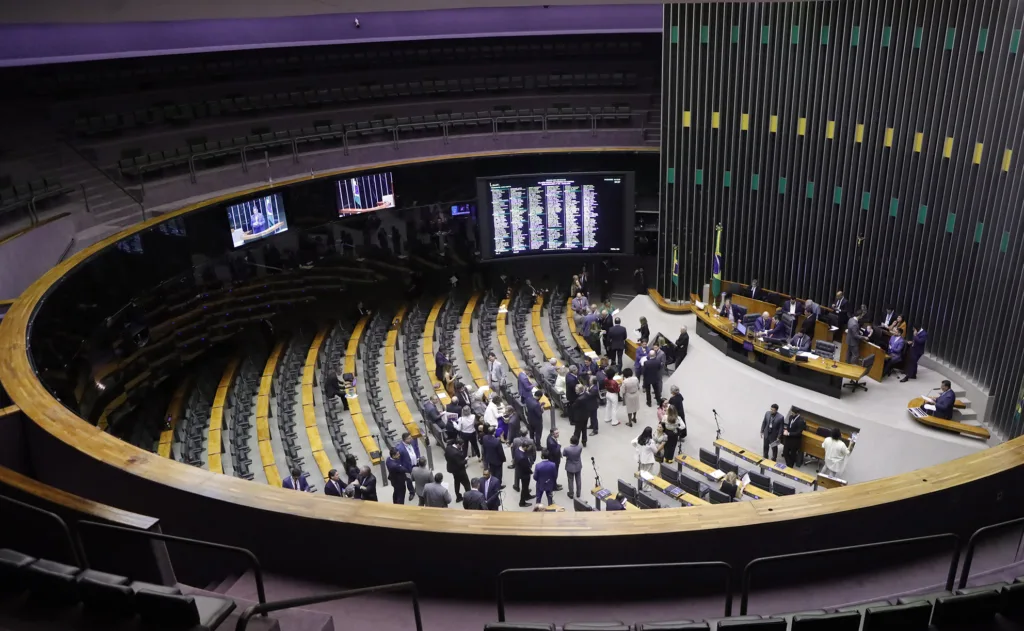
[634,471,709,506]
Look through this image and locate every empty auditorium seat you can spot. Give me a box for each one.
[484,624,556,631]
[716,619,785,630]
[636,622,709,631]
[861,601,932,630]
[931,589,1001,629]
[136,587,236,631]
[790,611,860,631]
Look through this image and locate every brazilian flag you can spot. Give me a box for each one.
[672,245,679,287]
[711,224,723,298]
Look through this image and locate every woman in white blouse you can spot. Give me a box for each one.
[554,367,567,397]
[821,427,850,477]
[631,426,661,474]
[483,393,501,429]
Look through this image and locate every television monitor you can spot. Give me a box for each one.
[616,479,637,501]
[226,193,288,248]
[477,172,635,258]
[337,171,395,215]
[451,202,474,217]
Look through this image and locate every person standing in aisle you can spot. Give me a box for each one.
[562,435,583,500]
[603,367,621,426]
[514,442,535,507]
[760,404,784,461]
[631,426,661,474]
[621,367,641,427]
[545,428,563,492]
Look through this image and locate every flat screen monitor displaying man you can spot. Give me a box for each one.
[227,193,288,248]
[451,203,474,217]
[337,171,395,216]
[477,172,635,259]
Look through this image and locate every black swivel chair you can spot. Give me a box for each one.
[813,340,837,359]
[844,354,875,393]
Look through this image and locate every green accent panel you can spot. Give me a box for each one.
[731,25,740,43]
[791,25,800,44]
[851,25,861,47]
[978,27,989,52]
[671,26,679,44]
[974,222,985,243]
[778,176,787,195]
[761,25,770,44]
[833,186,843,204]
[1001,231,1011,253]
[1012,29,1021,54]
[918,204,928,225]
[806,181,815,199]
[945,212,956,233]
[695,168,704,185]
[821,25,830,45]
[882,26,892,47]
[667,167,675,184]
[723,171,732,188]
[751,173,760,191]
[914,26,924,49]
[700,25,709,44]
[945,27,956,50]
[861,191,871,210]
[889,198,899,217]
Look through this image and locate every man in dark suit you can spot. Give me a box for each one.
[481,469,501,510]
[545,428,563,492]
[926,380,957,420]
[397,432,420,502]
[671,326,689,368]
[481,425,506,482]
[423,395,443,430]
[353,466,377,501]
[748,279,762,300]
[570,385,592,447]
[605,493,627,511]
[385,447,409,504]
[800,304,818,338]
[605,317,628,368]
[533,450,558,506]
[324,469,345,497]
[782,413,807,467]
[586,378,601,436]
[444,438,471,502]
[754,311,773,334]
[782,298,802,318]
[514,443,535,507]
[831,291,849,331]
[462,478,488,510]
[526,388,545,446]
[282,468,312,492]
[565,366,580,406]
[642,350,664,407]
[759,404,785,460]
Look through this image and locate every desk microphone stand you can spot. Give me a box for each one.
[712,409,723,441]
[591,456,602,490]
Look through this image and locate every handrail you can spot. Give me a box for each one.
[57,237,76,264]
[0,492,81,565]
[60,140,145,219]
[739,533,961,614]
[497,561,734,620]
[958,516,1024,589]
[77,520,268,612]
[235,581,421,631]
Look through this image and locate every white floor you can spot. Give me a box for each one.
[379,294,991,511]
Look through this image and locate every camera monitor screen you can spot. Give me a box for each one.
[337,171,395,216]
[451,203,474,217]
[227,193,288,248]
[477,172,634,259]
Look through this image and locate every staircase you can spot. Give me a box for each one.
[643,109,660,145]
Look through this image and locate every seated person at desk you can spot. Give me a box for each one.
[883,333,905,377]
[887,314,907,338]
[720,471,743,500]
[924,380,956,420]
[782,297,802,318]
[754,311,773,333]
[789,330,812,352]
[718,296,734,320]
[800,302,818,337]
[831,290,850,327]
[747,278,763,300]
[879,306,899,330]
[765,314,789,342]
[606,493,628,511]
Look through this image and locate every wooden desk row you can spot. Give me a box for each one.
[207,356,242,475]
[713,438,818,488]
[532,294,562,368]
[565,298,595,355]
[301,326,334,480]
[591,486,639,510]
[157,377,193,459]
[346,315,382,465]
[496,298,550,410]
[634,472,709,506]
[461,293,488,389]
[384,306,422,441]
[677,454,777,500]
[256,341,288,486]
[423,297,451,405]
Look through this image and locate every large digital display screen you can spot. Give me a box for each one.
[337,171,395,216]
[226,193,288,248]
[477,172,634,259]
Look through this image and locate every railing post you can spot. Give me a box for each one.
[292,139,299,164]
[189,155,198,184]
[543,115,549,137]
[343,131,350,156]
[81,183,90,213]
[242,147,249,173]
[265,151,271,183]
[591,114,597,137]
[443,122,449,144]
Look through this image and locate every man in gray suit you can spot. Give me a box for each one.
[422,472,452,508]
[845,310,872,364]
[562,435,584,499]
[411,457,433,506]
[759,404,785,460]
[539,357,558,386]
[487,352,507,393]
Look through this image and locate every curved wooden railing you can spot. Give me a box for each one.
[208,356,242,474]
[256,341,287,486]
[302,326,333,479]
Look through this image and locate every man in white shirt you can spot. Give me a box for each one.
[457,405,480,459]
[483,395,501,429]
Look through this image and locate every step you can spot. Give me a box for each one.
[182,585,335,631]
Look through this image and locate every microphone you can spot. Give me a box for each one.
[713,409,718,414]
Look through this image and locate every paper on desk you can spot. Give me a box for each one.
[923,403,936,412]
[639,471,655,481]
[797,352,817,359]
[829,326,839,331]
[741,473,751,487]
[709,469,725,481]
[695,300,706,310]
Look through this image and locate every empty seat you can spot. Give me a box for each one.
[717,619,785,630]
[136,588,237,631]
[790,611,860,631]
[25,558,81,606]
[78,569,135,618]
[0,548,35,592]
[861,601,932,630]
[483,624,556,631]
[931,590,1001,629]
[636,622,709,631]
